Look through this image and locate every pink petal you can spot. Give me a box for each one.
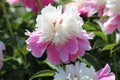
[98,7,104,17]
[78,38,91,50]
[77,49,85,57]
[97,64,111,76]
[79,30,94,39]
[105,24,118,34]
[66,38,78,54]
[59,45,69,63]
[78,8,87,17]
[69,48,85,62]
[26,32,48,57]
[47,45,61,64]
[69,52,78,62]
[104,16,120,34]
[29,42,48,57]
[98,74,115,80]
[25,32,40,44]
[83,1,97,17]
[97,64,115,80]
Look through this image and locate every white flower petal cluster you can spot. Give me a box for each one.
[35,4,83,45]
[106,0,120,14]
[54,62,97,80]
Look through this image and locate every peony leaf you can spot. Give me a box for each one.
[102,43,116,51]
[29,70,54,80]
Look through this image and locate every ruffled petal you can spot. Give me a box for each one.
[77,49,85,57]
[26,31,48,57]
[30,42,48,57]
[97,64,115,80]
[47,45,61,64]
[78,38,91,50]
[66,38,78,54]
[104,16,120,34]
[59,45,69,63]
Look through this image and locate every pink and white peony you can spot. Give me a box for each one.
[54,62,115,80]
[25,5,94,64]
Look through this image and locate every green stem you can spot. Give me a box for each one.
[2,0,14,37]
[113,51,118,80]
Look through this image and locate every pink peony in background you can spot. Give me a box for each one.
[21,0,54,13]
[101,0,120,34]
[66,0,106,17]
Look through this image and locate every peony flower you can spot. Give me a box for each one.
[90,0,106,17]
[65,0,88,17]
[54,62,115,80]
[6,0,20,4]
[103,15,120,34]
[0,41,5,70]
[21,0,54,13]
[97,64,115,80]
[65,0,106,17]
[101,0,120,34]
[25,5,94,64]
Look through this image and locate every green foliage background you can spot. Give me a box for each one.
[0,0,120,80]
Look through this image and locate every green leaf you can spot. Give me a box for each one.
[29,70,54,80]
[94,31,108,42]
[83,22,98,31]
[102,43,116,51]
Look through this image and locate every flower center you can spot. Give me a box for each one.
[53,19,63,26]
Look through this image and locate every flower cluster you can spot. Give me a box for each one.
[66,0,120,34]
[4,0,117,79]
[66,0,106,17]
